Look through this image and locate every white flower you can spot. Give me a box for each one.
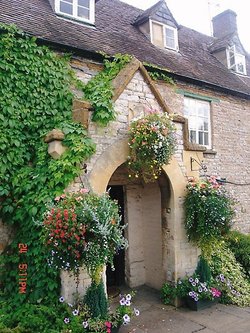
[72,309,79,316]
[125,299,131,306]
[120,297,126,306]
[134,308,140,316]
[126,294,132,301]
[123,314,130,323]
[59,296,65,303]
[82,321,88,328]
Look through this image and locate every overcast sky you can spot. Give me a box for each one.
[120,0,250,52]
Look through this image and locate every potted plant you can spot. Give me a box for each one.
[161,257,221,311]
[127,108,176,183]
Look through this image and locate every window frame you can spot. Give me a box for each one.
[150,19,179,51]
[226,45,246,75]
[55,0,95,24]
[184,97,212,149]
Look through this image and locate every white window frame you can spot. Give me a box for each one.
[226,45,246,75]
[150,20,179,51]
[184,97,211,149]
[55,0,95,24]
[163,25,178,51]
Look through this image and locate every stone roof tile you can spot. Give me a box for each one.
[0,0,249,96]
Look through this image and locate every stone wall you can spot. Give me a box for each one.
[157,80,250,233]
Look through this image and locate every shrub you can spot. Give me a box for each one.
[83,282,108,319]
[204,241,250,306]
[224,231,250,279]
[195,256,212,283]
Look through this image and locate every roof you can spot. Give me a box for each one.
[133,0,178,27]
[0,0,249,97]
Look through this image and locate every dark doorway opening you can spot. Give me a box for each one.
[106,185,125,289]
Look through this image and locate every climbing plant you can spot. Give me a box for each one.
[0,24,96,305]
[82,53,132,126]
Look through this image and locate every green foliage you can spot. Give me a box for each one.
[224,231,250,279]
[143,62,175,85]
[83,282,108,319]
[127,110,176,183]
[161,282,176,305]
[148,70,175,84]
[195,256,212,283]
[0,300,71,333]
[184,176,236,246]
[204,241,250,306]
[0,24,95,304]
[82,53,132,126]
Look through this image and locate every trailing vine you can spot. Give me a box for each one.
[0,24,95,305]
[143,62,175,85]
[82,53,132,126]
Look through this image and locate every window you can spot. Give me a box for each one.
[55,0,95,24]
[184,97,211,148]
[150,20,178,51]
[227,45,246,75]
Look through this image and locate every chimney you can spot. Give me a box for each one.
[212,9,237,38]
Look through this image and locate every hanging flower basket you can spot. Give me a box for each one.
[127,109,176,183]
[42,189,128,281]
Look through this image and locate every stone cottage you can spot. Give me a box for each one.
[0,0,249,298]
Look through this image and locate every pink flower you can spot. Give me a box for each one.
[79,188,89,194]
[211,287,221,298]
[105,321,111,328]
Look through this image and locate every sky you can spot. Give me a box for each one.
[120,0,250,53]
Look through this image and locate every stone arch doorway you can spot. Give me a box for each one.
[88,138,187,289]
[105,163,172,290]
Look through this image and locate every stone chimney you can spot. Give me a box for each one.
[212,9,237,38]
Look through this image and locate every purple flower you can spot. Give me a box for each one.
[188,277,194,283]
[64,317,70,324]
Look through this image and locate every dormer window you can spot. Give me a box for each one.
[55,0,95,24]
[227,45,246,75]
[150,20,178,51]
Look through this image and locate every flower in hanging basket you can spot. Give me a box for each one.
[127,110,176,183]
[42,190,128,277]
[184,176,236,245]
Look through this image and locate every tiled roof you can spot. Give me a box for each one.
[0,0,249,97]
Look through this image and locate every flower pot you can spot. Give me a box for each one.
[111,326,120,333]
[185,297,219,311]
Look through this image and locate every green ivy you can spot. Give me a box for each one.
[0,24,95,305]
[82,53,132,126]
[143,62,175,85]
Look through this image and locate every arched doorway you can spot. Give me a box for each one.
[105,163,171,290]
